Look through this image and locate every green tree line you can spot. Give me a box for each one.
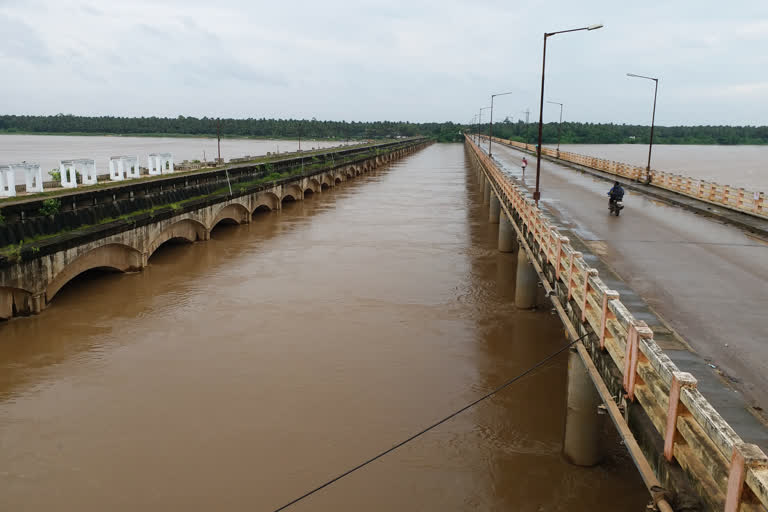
[485,118,768,145]
[0,114,766,144]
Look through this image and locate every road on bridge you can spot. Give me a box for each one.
[488,142,768,417]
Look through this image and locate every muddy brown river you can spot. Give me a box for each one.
[0,144,647,510]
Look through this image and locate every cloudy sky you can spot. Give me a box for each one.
[1,0,766,125]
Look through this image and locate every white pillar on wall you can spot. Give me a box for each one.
[111,156,141,180]
[162,153,174,174]
[125,156,140,179]
[17,163,43,193]
[0,165,16,197]
[78,159,98,185]
[109,157,124,181]
[148,153,161,175]
[60,160,77,188]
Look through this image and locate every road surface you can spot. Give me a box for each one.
[488,141,768,417]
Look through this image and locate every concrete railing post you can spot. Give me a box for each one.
[498,213,516,252]
[514,246,537,309]
[563,348,603,466]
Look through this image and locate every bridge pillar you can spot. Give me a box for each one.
[498,213,516,252]
[514,246,537,309]
[563,348,603,466]
[482,178,490,205]
[31,293,45,314]
[489,193,500,223]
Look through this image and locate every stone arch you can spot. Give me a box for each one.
[46,243,144,303]
[211,202,250,230]
[320,174,333,188]
[282,183,303,202]
[253,192,280,213]
[0,286,35,319]
[147,218,208,259]
[334,176,342,184]
[305,178,321,194]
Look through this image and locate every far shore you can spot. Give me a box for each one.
[0,131,356,142]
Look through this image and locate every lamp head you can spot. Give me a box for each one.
[587,23,604,30]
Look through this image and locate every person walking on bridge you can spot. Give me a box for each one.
[521,157,528,177]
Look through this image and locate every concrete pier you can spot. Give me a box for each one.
[498,213,516,252]
[482,178,490,205]
[489,193,500,223]
[514,246,537,309]
[562,349,603,466]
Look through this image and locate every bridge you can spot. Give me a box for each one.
[0,138,429,319]
[466,135,768,512]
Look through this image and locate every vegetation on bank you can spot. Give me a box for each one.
[486,119,768,145]
[1,114,767,144]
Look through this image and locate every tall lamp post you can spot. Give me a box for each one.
[546,101,564,153]
[627,73,659,184]
[489,91,514,157]
[478,106,491,144]
[534,23,603,204]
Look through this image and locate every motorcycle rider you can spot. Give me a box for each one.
[608,181,625,208]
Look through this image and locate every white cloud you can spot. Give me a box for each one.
[0,0,766,124]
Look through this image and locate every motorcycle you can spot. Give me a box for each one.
[609,199,624,216]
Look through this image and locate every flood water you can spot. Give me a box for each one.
[554,143,768,190]
[0,134,350,181]
[0,144,647,510]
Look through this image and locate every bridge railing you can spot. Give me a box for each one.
[484,136,767,221]
[467,136,768,512]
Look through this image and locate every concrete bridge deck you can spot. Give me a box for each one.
[484,139,768,435]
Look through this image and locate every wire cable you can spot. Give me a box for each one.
[271,332,589,511]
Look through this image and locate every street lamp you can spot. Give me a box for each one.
[489,91,514,157]
[546,101,564,153]
[479,106,491,144]
[627,73,659,184]
[534,23,603,205]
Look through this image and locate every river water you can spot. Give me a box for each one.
[0,134,349,181]
[554,143,768,190]
[0,144,647,510]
